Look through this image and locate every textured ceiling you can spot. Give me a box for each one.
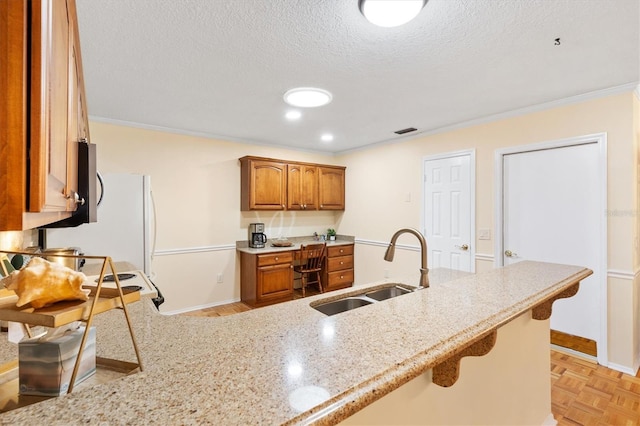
[75,0,639,153]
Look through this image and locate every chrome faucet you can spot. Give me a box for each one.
[384,228,429,288]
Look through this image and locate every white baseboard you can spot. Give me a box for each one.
[541,413,558,426]
[160,298,241,316]
[550,344,598,364]
[607,361,639,376]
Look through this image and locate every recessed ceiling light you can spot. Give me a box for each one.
[285,110,302,120]
[321,133,334,142]
[359,0,426,28]
[284,87,333,108]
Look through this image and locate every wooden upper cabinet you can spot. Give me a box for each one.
[240,157,287,210]
[318,166,346,210]
[0,0,89,230]
[287,164,318,210]
[240,156,345,211]
[30,0,77,213]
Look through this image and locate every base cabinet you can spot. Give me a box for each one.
[241,252,294,307]
[322,244,355,291]
[240,243,355,307]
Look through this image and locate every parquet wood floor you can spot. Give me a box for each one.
[551,350,640,425]
[185,302,640,425]
[551,329,598,358]
[180,288,320,317]
[181,301,252,317]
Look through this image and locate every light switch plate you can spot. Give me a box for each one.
[479,229,491,240]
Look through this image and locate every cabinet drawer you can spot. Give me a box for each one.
[327,269,354,286]
[327,255,353,272]
[327,244,353,257]
[257,252,293,267]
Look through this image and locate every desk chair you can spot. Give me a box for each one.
[294,243,326,297]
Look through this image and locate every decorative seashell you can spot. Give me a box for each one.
[1,257,90,309]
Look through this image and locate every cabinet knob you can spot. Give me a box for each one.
[340,275,344,279]
[66,191,85,205]
[339,249,344,253]
[275,257,279,261]
[340,261,344,265]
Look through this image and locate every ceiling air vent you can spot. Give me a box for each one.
[394,127,417,135]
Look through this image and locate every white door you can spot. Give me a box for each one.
[501,140,605,362]
[424,152,474,272]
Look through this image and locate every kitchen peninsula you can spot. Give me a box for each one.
[0,261,591,425]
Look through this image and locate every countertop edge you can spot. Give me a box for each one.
[288,266,593,425]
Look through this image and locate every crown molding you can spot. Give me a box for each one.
[337,82,639,155]
[89,81,639,157]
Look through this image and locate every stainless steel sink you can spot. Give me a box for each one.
[312,284,417,316]
[365,286,412,301]
[313,297,373,316]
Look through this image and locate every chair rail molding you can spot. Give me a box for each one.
[154,244,236,256]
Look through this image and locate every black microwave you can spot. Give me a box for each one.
[41,141,98,228]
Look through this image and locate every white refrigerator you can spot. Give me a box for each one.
[46,173,152,275]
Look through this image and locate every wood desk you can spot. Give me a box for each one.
[238,242,354,307]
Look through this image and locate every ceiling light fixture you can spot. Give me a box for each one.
[285,110,302,120]
[284,87,332,108]
[359,0,426,28]
[321,133,334,142]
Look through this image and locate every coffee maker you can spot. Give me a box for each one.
[248,223,267,248]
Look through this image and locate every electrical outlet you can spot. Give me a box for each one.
[384,269,390,278]
[216,273,223,284]
[479,229,491,240]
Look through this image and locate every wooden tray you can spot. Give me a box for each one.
[271,241,293,247]
[0,287,140,328]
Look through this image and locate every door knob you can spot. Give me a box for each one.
[455,244,469,251]
[504,250,518,257]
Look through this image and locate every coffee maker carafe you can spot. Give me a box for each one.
[248,223,267,248]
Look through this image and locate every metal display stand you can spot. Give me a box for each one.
[0,250,143,393]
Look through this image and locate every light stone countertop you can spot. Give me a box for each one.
[236,236,355,254]
[0,261,591,425]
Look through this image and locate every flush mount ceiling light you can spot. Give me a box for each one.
[285,110,302,120]
[321,133,334,142]
[359,0,426,28]
[284,87,332,108]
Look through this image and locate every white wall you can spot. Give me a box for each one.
[89,91,639,372]
[89,122,342,313]
[337,92,639,373]
[343,313,551,426]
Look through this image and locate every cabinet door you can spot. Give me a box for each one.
[0,0,29,230]
[30,0,79,213]
[257,263,293,301]
[243,159,287,210]
[318,166,345,210]
[287,164,317,210]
